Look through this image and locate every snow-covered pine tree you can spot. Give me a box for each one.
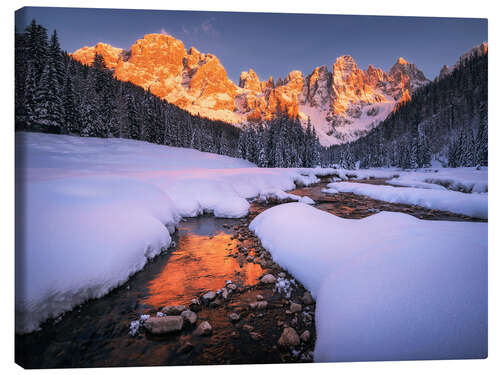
[32,59,64,133]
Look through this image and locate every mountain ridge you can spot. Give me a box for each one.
[72,33,431,146]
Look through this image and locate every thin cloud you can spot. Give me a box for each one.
[180,18,220,38]
[159,28,172,36]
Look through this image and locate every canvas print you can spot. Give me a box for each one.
[14,7,488,368]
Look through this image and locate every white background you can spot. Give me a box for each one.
[1,0,498,374]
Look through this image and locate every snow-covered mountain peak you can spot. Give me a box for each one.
[72,34,435,146]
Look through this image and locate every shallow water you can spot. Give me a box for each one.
[16,215,271,368]
[142,218,263,309]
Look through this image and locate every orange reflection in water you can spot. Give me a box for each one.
[142,230,263,309]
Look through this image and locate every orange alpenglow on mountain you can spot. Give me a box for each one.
[71,33,431,146]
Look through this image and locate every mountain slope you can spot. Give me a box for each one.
[323,43,488,169]
[72,34,429,146]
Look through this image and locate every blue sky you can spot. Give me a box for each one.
[16,7,487,82]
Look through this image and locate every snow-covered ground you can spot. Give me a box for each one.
[325,182,488,219]
[249,203,487,361]
[325,166,488,194]
[16,132,320,334]
[16,131,488,363]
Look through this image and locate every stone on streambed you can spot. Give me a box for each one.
[249,301,268,310]
[144,316,184,335]
[229,313,240,323]
[194,321,213,336]
[300,330,311,342]
[260,274,276,284]
[290,302,302,314]
[180,309,197,325]
[278,327,300,347]
[189,298,201,312]
[202,291,216,302]
[161,305,187,315]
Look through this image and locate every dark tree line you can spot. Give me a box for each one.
[238,117,321,168]
[323,50,488,168]
[15,20,241,157]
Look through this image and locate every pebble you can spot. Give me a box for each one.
[202,291,216,302]
[300,330,311,342]
[180,310,197,325]
[249,301,268,310]
[161,305,187,316]
[229,313,240,322]
[289,302,302,314]
[194,321,213,336]
[189,298,201,312]
[278,327,300,347]
[260,274,277,284]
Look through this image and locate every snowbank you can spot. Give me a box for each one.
[326,181,488,219]
[15,132,319,333]
[325,166,488,194]
[249,203,487,361]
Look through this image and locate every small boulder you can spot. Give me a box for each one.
[260,274,276,284]
[144,316,183,335]
[290,302,302,314]
[278,327,300,347]
[161,305,187,316]
[180,309,197,325]
[202,291,216,302]
[226,283,237,291]
[194,321,212,336]
[256,294,264,301]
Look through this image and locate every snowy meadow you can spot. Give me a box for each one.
[16,132,487,361]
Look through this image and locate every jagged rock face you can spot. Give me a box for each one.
[300,65,331,108]
[73,34,240,123]
[71,43,124,70]
[72,34,431,146]
[389,57,429,96]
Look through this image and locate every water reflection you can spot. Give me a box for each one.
[141,217,263,309]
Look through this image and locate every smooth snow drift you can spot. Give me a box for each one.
[325,181,488,219]
[249,203,487,361]
[16,132,319,333]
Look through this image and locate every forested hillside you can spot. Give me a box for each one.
[15,20,242,156]
[15,20,323,167]
[322,50,488,168]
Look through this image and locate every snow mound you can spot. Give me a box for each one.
[249,203,487,361]
[15,132,325,333]
[328,181,488,219]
